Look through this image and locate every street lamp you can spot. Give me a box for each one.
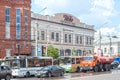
[35,7,47,56]
[99,22,108,49]
[35,23,38,56]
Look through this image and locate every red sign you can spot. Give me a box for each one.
[63,15,73,22]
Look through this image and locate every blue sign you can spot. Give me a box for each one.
[37,44,42,56]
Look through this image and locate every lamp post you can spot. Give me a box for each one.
[35,7,47,56]
[99,22,108,49]
[35,23,38,56]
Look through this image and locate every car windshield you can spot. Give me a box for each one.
[59,57,71,65]
[41,66,52,70]
[83,57,94,61]
[3,59,20,69]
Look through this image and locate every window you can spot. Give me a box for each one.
[20,59,26,68]
[76,35,82,44]
[16,8,21,39]
[16,9,20,15]
[6,8,10,22]
[56,33,59,41]
[86,37,89,44]
[6,22,10,38]
[76,36,78,44]
[16,16,20,23]
[5,8,10,39]
[37,31,40,40]
[80,36,82,44]
[25,25,28,39]
[25,10,28,23]
[76,58,81,64]
[25,10,28,39]
[72,58,75,64]
[16,24,21,39]
[41,31,45,40]
[65,34,67,42]
[6,49,11,57]
[90,37,92,45]
[51,32,54,40]
[69,34,71,43]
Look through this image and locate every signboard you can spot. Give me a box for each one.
[37,44,42,56]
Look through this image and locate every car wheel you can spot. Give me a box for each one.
[60,71,64,76]
[48,72,52,77]
[76,67,80,72]
[26,72,30,77]
[5,74,11,80]
[93,66,98,72]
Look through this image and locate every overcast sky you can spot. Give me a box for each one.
[31,0,120,37]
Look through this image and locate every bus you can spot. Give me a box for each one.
[2,56,53,77]
[58,56,83,73]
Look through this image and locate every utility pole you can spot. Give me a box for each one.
[99,30,102,49]
[35,22,38,56]
[35,7,47,57]
[109,37,112,55]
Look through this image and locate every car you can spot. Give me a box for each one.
[117,63,120,69]
[111,61,119,69]
[0,65,12,80]
[36,65,65,78]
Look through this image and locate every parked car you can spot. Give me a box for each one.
[0,65,12,80]
[118,64,120,69]
[36,65,65,78]
[111,61,119,69]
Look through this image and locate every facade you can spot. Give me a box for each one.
[31,13,95,56]
[0,0,31,58]
[94,37,120,56]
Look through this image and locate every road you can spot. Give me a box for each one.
[11,69,120,80]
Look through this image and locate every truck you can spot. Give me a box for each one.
[79,55,114,72]
[114,57,120,63]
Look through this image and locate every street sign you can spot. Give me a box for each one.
[37,44,42,56]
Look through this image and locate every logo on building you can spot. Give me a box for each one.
[63,15,73,22]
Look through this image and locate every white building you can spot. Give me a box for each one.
[94,36,120,56]
[31,13,95,56]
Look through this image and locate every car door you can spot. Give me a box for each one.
[0,66,6,78]
[51,66,59,76]
[0,66,3,78]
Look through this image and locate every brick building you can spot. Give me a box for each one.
[0,0,31,58]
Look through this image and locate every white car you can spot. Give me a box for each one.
[118,64,120,69]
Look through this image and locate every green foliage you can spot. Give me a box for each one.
[46,45,60,59]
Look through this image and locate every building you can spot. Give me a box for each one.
[0,0,31,58]
[31,13,95,56]
[94,36,120,56]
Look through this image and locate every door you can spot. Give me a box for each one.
[51,66,59,76]
[0,66,6,78]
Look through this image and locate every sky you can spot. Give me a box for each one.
[31,0,120,37]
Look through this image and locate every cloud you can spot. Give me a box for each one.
[95,24,120,38]
[32,0,92,16]
[79,0,118,27]
[34,0,70,15]
[32,0,120,37]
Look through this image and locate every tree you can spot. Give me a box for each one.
[46,45,60,59]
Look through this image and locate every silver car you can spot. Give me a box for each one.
[0,65,12,80]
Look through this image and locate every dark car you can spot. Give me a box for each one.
[36,65,65,78]
[0,65,12,80]
[111,61,119,69]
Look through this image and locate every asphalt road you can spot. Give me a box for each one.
[11,69,120,80]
